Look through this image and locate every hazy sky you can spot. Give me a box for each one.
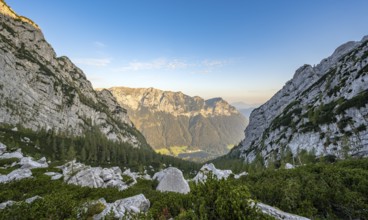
[7,0,368,105]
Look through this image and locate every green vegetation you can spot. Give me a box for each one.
[0,124,200,176]
[336,90,368,114]
[0,167,270,219]
[243,158,368,219]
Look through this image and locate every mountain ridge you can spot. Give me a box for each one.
[106,86,248,157]
[0,4,148,148]
[233,35,368,162]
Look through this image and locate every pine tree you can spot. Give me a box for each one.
[67,141,77,161]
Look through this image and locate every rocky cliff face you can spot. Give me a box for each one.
[234,36,368,162]
[0,2,146,148]
[107,87,248,156]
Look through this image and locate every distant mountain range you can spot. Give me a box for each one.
[231,102,258,118]
[106,87,248,160]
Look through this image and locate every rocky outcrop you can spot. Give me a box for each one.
[0,2,146,148]
[0,148,23,159]
[0,200,15,210]
[93,194,150,220]
[256,202,310,220]
[234,36,368,162]
[60,161,136,191]
[153,167,190,194]
[0,168,32,183]
[0,144,51,183]
[19,157,48,169]
[107,87,248,156]
[193,163,233,183]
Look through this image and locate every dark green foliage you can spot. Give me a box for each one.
[0,158,20,167]
[337,116,353,131]
[336,90,368,114]
[180,176,273,220]
[243,159,368,219]
[356,124,366,132]
[0,167,270,220]
[270,101,302,130]
[0,124,200,176]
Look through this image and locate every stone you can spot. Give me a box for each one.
[0,201,15,210]
[193,163,232,183]
[0,168,32,183]
[51,174,63,180]
[25,195,42,204]
[256,202,310,220]
[234,171,248,179]
[153,167,190,194]
[19,157,48,169]
[285,163,295,169]
[60,161,136,191]
[0,142,6,155]
[0,149,24,159]
[44,172,63,180]
[93,194,150,220]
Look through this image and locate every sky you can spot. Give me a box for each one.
[6,0,368,106]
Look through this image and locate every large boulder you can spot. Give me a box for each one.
[93,194,150,219]
[0,201,15,210]
[193,163,232,183]
[60,161,136,191]
[0,149,24,159]
[19,157,48,169]
[0,168,32,183]
[153,167,190,194]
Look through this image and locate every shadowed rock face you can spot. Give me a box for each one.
[233,36,368,162]
[0,3,147,148]
[107,87,248,156]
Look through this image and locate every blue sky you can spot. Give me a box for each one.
[7,0,368,105]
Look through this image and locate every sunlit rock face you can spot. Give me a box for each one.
[233,36,368,162]
[0,4,147,148]
[107,87,248,156]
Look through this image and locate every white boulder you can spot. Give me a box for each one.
[0,200,15,210]
[153,167,190,194]
[193,163,232,183]
[93,194,150,220]
[0,168,32,183]
[257,202,310,220]
[19,157,48,169]
[285,163,295,169]
[60,161,135,191]
[234,171,248,179]
[25,195,42,204]
[0,149,24,159]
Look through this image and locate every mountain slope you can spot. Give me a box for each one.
[0,1,147,148]
[107,87,248,157]
[233,36,368,162]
